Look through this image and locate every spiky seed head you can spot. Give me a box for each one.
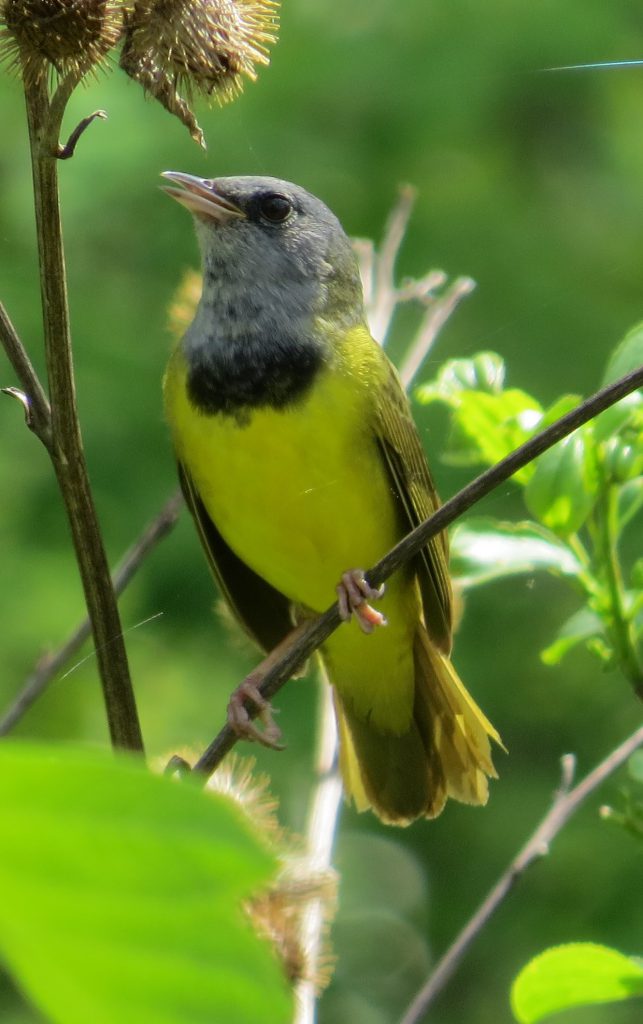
[0,0,124,84]
[120,0,279,145]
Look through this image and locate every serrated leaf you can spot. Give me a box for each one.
[602,323,643,385]
[0,743,291,1024]
[511,943,643,1023]
[416,351,506,399]
[524,431,597,535]
[450,518,582,588]
[539,394,583,429]
[540,607,602,666]
[444,389,542,479]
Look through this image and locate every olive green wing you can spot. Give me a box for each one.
[374,364,453,653]
[178,463,294,654]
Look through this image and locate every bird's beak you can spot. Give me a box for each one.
[160,171,245,223]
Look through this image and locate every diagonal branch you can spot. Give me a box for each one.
[0,492,183,737]
[23,77,143,751]
[399,722,643,1023]
[0,300,52,449]
[187,364,643,778]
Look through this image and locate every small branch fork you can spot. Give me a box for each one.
[0,69,142,750]
[399,723,643,1024]
[0,492,183,737]
[185,367,643,779]
[57,109,107,160]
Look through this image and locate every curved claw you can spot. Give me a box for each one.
[227,678,285,750]
[336,569,387,634]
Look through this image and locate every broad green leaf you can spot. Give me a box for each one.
[540,607,602,666]
[539,394,582,429]
[444,389,542,478]
[524,431,597,535]
[602,322,643,385]
[0,743,291,1024]
[511,942,643,1023]
[450,518,582,588]
[416,351,506,399]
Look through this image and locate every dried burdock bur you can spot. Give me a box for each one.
[207,756,337,991]
[0,0,124,85]
[120,0,279,145]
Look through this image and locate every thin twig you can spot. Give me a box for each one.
[399,723,643,1024]
[361,185,418,343]
[56,109,107,160]
[189,365,643,778]
[293,677,343,1024]
[0,492,183,737]
[24,76,143,751]
[398,276,476,389]
[0,300,52,449]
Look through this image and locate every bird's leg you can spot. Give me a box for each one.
[336,569,387,634]
[227,622,309,749]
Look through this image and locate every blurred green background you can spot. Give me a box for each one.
[1,1,642,1021]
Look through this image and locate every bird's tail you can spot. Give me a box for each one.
[334,626,502,825]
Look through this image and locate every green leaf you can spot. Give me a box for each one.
[511,942,643,1023]
[524,431,597,535]
[416,351,506,399]
[540,607,602,666]
[0,743,291,1024]
[539,394,582,429]
[450,518,583,588]
[602,322,643,385]
[442,389,542,478]
[593,390,643,443]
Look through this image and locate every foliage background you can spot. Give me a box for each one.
[1,1,642,1021]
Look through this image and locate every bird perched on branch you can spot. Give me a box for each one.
[161,171,501,825]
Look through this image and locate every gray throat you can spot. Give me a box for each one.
[183,273,327,418]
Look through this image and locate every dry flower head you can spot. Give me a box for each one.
[0,0,124,85]
[120,0,279,146]
[159,750,337,990]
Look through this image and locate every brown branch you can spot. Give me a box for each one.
[187,364,643,778]
[24,77,143,751]
[0,492,183,737]
[399,723,643,1023]
[0,301,52,449]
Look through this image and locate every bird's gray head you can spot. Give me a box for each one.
[161,172,368,415]
[162,172,365,330]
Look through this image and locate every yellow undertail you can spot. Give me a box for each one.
[334,627,503,826]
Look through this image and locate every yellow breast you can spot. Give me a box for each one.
[164,337,400,613]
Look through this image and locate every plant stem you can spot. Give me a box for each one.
[594,467,642,696]
[24,77,143,752]
[0,492,182,737]
[399,724,643,1023]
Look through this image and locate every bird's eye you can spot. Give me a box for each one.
[258,193,292,224]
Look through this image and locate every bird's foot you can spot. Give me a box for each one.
[336,569,387,634]
[227,676,284,750]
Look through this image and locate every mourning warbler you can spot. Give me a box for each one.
[161,171,501,825]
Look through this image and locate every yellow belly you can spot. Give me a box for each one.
[164,346,418,732]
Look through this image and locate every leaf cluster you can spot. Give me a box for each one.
[418,326,643,690]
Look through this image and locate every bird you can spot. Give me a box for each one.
[161,171,501,825]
